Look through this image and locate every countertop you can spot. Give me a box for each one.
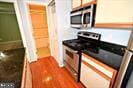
[0,48,25,88]
[82,42,125,70]
[83,49,123,70]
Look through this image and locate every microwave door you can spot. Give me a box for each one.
[71,14,82,28]
[83,12,91,28]
[71,10,83,28]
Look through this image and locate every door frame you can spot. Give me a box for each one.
[47,1,63,66]
[47,1,57,59]
[26,0,47,6]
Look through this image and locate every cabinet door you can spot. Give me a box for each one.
[30,12,47,28]
[80,61,110,88]
[35,38,49,48]
[80,53,117,88]
[29,5,49,50]
[82,0,96,7]
[95,0,133,28]
[72,0,82,10]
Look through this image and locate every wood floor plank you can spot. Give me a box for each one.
[30,56,84,88]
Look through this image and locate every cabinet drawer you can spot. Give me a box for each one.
[82,54,114,78]
[33,29,48,38]
[35,38,49,48]
[81,61,110,88]
[30,13,47,28]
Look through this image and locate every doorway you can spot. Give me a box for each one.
[28,5,50,58]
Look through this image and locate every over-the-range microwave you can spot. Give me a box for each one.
[70,4,96,29]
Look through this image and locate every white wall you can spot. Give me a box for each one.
[26,0,47,5]
[53,0,78,66]
[28,0,47,2]
[47,0,53,4]
[17,0,37,62]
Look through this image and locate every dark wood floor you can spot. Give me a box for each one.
[30,56,84,88]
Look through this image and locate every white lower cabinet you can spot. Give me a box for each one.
[80,53,117,88]
[81,62,110,88]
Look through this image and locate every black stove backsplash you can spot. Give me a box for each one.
[100,41,126,56]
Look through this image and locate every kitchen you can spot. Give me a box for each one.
[0,0,133,88]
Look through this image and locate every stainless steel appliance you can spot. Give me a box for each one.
[63,32,101,82]
[70,4,96,29]
[114,30,133,88]
[70,8,83,28]
[63,45,80,81]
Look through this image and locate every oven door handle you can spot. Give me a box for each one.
[70,49,78,54]
[63,45,78,54]
[67,48,78,54]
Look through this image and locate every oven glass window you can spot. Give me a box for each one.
[71,14,82,24]
[83,12,90,24]
[65,50,73,59]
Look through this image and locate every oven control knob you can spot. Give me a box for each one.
[92,34,95,37]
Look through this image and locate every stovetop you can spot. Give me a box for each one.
[63,39,86,51]
[63,32,126,70]
[63,32,101,51]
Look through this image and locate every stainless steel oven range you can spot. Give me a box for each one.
[63,32,101,82]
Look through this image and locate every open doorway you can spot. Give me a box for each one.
[28,4,50,58]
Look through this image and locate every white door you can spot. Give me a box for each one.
[48,3,59,63]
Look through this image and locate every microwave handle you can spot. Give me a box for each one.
[81,13,84,27]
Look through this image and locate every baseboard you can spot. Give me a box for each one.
[29,59,37,63]
[59,64,64,67]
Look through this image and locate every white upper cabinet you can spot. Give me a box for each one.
[82,0,95,6]
[95,0,133,28]
[72,0,82,10]
[72,0,96,10]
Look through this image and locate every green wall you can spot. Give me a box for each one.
[0,2,22,42]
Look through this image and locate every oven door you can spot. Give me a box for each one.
[63,45,80,81]
[63,45,79,72]
[71,10,83,28]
